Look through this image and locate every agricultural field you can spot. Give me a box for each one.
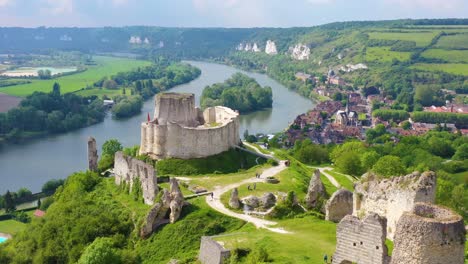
[0,56,151,97]
[435,33,468,49]
[365,47,411,62]
[411,63,468,76]
[368,31,439,46]
[421,49,468,63]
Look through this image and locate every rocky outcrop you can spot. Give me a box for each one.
[252,43,261,52]
[140,178,185,238]
[260,192,276,209]
[265,40,278,55]
[390,203,466,264]
[290,44,310,60]
[304,169,326,209]
[353,171,436,240]
[229,188,240,209]
[333,213,390,264]
[242,195,259,209]
[325,189,353,223]
[114,152,157,205]
[87,137,98,172]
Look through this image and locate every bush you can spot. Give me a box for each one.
[267,159,278,166]
[14,211,31,223]
[42,179,65,195]
[40,196,55,211]
[246,246,269,264]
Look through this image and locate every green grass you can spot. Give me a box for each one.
[156,149,266,176]
[325,170,355,191]
[435,33,468,49]
[0,219,27,235]
[0,56,150,97]
[411,63,468,76]
[216,216,336,263]
[421,49,468,63]
[366,47,411,62]
[368,31,438,47]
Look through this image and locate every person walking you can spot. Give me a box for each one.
[253,183,257,190]
[247,185,251,191]
[323,254,328,263]
[210,192,214,201]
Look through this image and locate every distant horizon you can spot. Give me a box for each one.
[0,0,467,28]
[1,17,468,29]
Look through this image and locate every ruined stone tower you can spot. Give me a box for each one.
[391,203,466,264]
[87,137,98,172]
[139,93,240,160]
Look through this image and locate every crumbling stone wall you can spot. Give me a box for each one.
[114,151,157,205]
[140,178,185,238]
[325,189,353,222]
[87,137,98,171]
[391,203,466,264]
[139,93,240,160]
[353,171,436,239]
[199,236,231,264]
[333,213,390,264]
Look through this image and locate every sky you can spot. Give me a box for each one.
[0,0,466,28]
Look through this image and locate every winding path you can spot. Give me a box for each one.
[205,161,290,234]
[309,166,341,188]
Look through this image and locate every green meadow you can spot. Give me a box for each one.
[0,56,151,97]
[435,33,468,49]
[366,47,411,62]
[421,49,468,63]
[368,31,439,46]
[411,63,468,76]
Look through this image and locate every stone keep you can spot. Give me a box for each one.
[199,236,231,264]
[325,189,353,222]
[333,213,391,264]
[114,151,157,205]
[391,203,466,264]
[87,137,98,171]
[139,93,240,160]
[353,171,436,239]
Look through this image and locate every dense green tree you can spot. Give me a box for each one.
[372,155,405,177]
[452,143,468,161]
[360,151,380,171]
[4,190,15,213]
[102,139,123,157]
[42,179,65,195]
[78,238,122,264]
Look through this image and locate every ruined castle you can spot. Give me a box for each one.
[139,93,240,160]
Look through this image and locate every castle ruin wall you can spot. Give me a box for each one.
[353,171,436,240]
[199,236,231,264]
[114,151,158,205]
[325,189,353,222]
[390,203,466,264]
[333,213,390,264]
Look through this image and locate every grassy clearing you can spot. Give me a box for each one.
[366,47,411,62]
[216,216,336,263]
[421,49,468,63]
[368,31,438,46]
[0,220,26,235]
[435,33,468,49]
[0,56,150,97]
[411,63,468,76]
[156,149,265,176]
[324,170,354,191]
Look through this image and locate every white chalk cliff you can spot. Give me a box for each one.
[252,43,261,52]
[265,40,278,55]
[290,43,310,60]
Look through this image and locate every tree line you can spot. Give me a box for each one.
[200,73,273,113]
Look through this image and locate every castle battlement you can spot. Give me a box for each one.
[140,93,240,160]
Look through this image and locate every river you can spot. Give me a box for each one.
[0,61,314,193]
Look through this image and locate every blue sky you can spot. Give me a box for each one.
[0,0,466,27]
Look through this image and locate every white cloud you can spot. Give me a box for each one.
[385,0,464,10]
[41,0,73,15]
[0,0,13,7]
